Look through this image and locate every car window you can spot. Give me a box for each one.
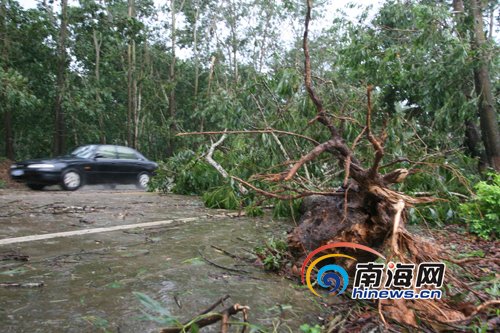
[96,146,117,159]
[70,145,97,158]
[117,147,138,160]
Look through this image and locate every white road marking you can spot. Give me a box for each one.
[0,217,201,245]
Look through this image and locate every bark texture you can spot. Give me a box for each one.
[465,119,488,171]
[54,0,68,156]
[469,0,500,172]
[168,0,177,156]
[4,106,13,160]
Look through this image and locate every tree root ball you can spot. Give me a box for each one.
[286,188,469,326]
[289,187,406,273]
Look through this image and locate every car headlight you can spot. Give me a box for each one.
[28,164,55,168]
[10,164,17,169]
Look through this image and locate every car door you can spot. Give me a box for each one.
[92,146,119,183]
[116,146,142,183]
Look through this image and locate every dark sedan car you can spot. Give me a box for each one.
[10,145,157,191]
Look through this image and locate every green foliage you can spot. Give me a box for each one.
[253,235,289,270]
[459,173,500,240]
[107,281,124,288]
[133,292,181,326]
[150,67,326,217]
[246,206,266,217]
[272,198,301,219]
[485,283,500,298]
[396,153,479,227]
[150,149,225,196]
[471,322,489,333]
[80,316,109,327]
[300,324,324,333]
[147,162,173,193]
[0,0,488,240]
[203,183,240,210]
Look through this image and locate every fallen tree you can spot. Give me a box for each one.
[176,0,500,330]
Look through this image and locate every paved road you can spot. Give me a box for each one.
[0,187,320,333]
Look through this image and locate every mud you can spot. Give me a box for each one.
[0,186,323,332]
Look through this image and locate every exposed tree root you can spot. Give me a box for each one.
[284,193,500,331]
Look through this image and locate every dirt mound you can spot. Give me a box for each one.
[0,159,25,189]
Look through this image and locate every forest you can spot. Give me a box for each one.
[2,0,500,331]
[3,0,499,236]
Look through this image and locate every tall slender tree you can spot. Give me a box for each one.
[468,0,500,172]
[126,0,135,147]
[167,0,186,156]
[0,1,13,159]
[54,0,69,156]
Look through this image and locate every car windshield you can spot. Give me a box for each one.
[69,145,97,158]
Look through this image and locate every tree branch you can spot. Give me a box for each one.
[160,303,249,333]
[303,0,338,138]
[177,130,319,146]
[365,86,385,179]
[231,176,346,200]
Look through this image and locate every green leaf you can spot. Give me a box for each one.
[81,316,109,327]
[0,268,28,275]
[133,292,177,323]
[107,281,124,288]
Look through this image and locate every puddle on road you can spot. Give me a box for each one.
[0,200,325,332]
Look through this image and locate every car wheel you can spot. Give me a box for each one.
[136,172,150,190]
[27,184,45,191]
[61,169,82,191]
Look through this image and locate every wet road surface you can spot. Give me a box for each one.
[0,186,323,332]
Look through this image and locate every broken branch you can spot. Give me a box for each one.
[177,130,320,146]
[160,303,250,333]
[365,86,385,179]
[198,247,250,274]
[231,176,346,200]
[205,133,248,195]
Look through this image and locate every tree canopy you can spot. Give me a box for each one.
[2,0,500,223]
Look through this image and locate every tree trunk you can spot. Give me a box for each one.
[126,0,135,147]
[465,119,488,172]
[4,106,14,160]
[469,0,500,172]
[193,0,200,103]
[134,88,141,150]
[93,29,105,144]
[258,9,271,74]
[228,0,238,83]
[132,39,138,149]
[289,189,398,272]
[168,0,177,156]
[201,56,216,132]
[452,0,486,172]
[54,0,68,156]
[453,0,464,13]
[1,4,13,160]
[196,0,223,113]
